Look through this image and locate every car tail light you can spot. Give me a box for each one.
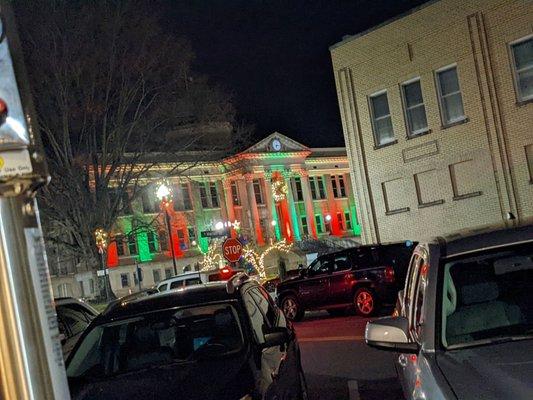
[220,266,234,279]
[384,266,395,282]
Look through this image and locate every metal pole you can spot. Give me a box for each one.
[166,210,178,276]
[100,250,109,302]
[0,196,71,400]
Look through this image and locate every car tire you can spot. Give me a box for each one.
[353,287,378,317]
[281,295,304,321]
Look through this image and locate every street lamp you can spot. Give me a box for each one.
[94,228,110,301]
[156,182,178,276]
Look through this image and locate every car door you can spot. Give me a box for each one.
[242,285,303,398]
[396,250,428,398]
[57,303,95,358]
[328,252,353,305]
[298,256,332,308]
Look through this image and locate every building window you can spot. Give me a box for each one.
[231,181,240,205]
[436,65,465,125]
[292,177,304,201]
[300,216,309,235]
[337,212,345,231]
[141,188,158,214]
[526,144,533,183]
[127,235,137,256]
[147,231,157,253]
[253,179,264,204]
[331,175,346,198]
[120,273,130,288]
[164,268,172,279]
[315,215,324,234]
[89,279,95,294]
[57,283,71,297]
[158,231,168,252]
[344,212,352,230]
[401,78,428,136]
[199,183,209,208]
[209,182,219,208]
[153,269,161,283]
[115,235,125,256]
[188,227,196,244]
[510,36,533,102]
[369,91,395,146]
[177,229,186,250]
[79,281,85,297]
[310,176,326,200]
[173,183,192,211]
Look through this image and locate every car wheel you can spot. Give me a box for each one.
[353,287,378,316]
[281,295,304,321]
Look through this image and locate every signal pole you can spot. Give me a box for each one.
[0,3,71,399]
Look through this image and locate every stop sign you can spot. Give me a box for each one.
[222,238,243,263]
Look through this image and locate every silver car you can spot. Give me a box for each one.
[365,223,533,399]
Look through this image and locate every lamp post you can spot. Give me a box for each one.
[156,183,178,276]
[94,228,110,301]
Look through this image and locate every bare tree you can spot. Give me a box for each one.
[15,0,243,271]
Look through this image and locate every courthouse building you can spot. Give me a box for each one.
[331,0,533,244]
[51,132,360,298]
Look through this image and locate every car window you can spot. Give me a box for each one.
[184,278,202,286]
[67,303,244,378]
[351,247,378,268]
[405,254,423,319]
[441,242,533,349]
[57,304,92,339]
[243,289,267,344]
[170,280,183,289]
[411,257,428,339]
[333,253,351,272]
[158,283,168,292]
[308,257,332,275]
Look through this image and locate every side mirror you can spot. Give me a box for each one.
[365,316,418,353]
[262,328,289,348]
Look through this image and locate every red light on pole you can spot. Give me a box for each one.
[0,98,8,125]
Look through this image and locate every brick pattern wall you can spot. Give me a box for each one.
[331,0,533,244]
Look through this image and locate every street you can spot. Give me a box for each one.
[294,311,404,400]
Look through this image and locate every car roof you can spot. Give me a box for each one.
[99,281,245,322]
[322,241,416,257]
[156,271,201,284]
[433,222,533,258]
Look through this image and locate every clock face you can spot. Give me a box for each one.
[271,139,282,151]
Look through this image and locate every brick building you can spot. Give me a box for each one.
[330,0,533,244]
[50,132,360,298]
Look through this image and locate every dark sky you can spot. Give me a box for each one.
[163,0,429,148]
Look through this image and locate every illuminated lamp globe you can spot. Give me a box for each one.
[271,220,277,226]
[215,221,224,230]
[325,214,332,222]
[156,183,171,201]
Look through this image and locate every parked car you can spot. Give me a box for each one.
[55,297,98,359]
[365,223,533,400]
[156,267,243,292]
[65,274,307,400]
[276,241,416,320]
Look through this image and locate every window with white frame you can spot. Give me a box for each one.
[231,181,240,206]
[369,91,395,146]
[173,183,192,211]
[315,215,324,234]
[510,36,533,102]
[199,182,219,208]
[331,175,346,198]
[253,179,264,204]
[436,65,465,125]
[291,177,304,201]
[120,273,130,288]
[344,212,352,230]
[300,216,309,235]
[401,78,428,136]
[310,176,326,200]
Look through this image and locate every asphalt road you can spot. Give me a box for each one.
[294,311,404,400]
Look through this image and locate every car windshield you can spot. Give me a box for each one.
[66,303,243,379]
[441,242,533,349]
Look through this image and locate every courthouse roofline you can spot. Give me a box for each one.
[329,0,439,51]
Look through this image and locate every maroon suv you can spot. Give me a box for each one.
[276,242,416,320]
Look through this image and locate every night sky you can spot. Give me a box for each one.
[163,0,429,148]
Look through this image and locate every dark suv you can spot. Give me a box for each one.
[276,242,416,320]
[66,275,307,400]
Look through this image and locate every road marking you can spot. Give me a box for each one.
[348,380,360,400]
[298,335,364,342]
